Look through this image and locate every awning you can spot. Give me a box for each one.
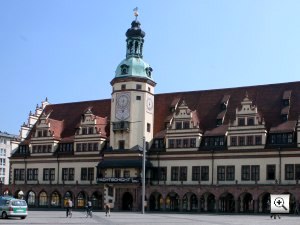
[97,159,152,168]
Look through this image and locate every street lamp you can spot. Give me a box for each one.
[142,136,146,214]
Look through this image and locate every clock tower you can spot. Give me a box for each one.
[110,13,156,150]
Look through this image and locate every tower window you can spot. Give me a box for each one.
[120,64,129,75]
[147,123,151,132]
[145,67,153,78]
[136,84,142,90]
[136,96,141,100]
[119,140,125,150]
[121,84,126,90]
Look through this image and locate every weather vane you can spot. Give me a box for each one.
[133,7,139,20]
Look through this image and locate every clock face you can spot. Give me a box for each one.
[116,94,130,109]
[146,97,154,113]
[116,93,130,120]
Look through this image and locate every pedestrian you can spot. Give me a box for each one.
[66,198,73,217]
[86,200,92,217]
[294,203,299,215]
[105,203,110,217]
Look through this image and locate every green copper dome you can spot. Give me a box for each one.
[115,57,153,80]
[114,19,153,81]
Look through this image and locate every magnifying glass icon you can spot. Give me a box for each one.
[274,197,288,210]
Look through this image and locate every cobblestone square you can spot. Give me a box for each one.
[1,211,300,225]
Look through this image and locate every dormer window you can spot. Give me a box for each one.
[238,118,245,126]
[37,131,42,137]
[88,127,94,134]
[145,67,153,78]
[120,64,129,75]
[176,122,182,129]
[247,117,254,126]
[183,121,189,129]
[82,128,87,135]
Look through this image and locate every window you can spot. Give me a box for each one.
[296,164,300,180]
[88,168,94,181]
[119,140,125,150]
[247,136,253,146]
[241,166,250,181]
[190,138,196,147]
[183,139,189,148]
[136,96,141,100]
[168,139,174,148]
[14,169,25,181]
[121,84,126,90]
[217,166,225,181]
[27,168,38,181]
[255,136,262,145]
[88,127,94,134]
[267,165,276,180]
[239,136,245,146]
[176,139,182,148]
[226,166,235,181]
[82,143,87,151]
[38,131,42,137]
[76,143,82,152]
[180,167,187,181]
[81,168,87,180]
[93,143,98,151]
[183,121,190,129]
[171,167,179,181]
[231,137,237,146]
[269,133,294,145]
[175,122,182,129]
[147,123,151,132]
[247,117,254,126]
[43,130,48,137]
[201,166,209,181]
[251,165,260,181]
[136,84,142,90]
[160,167,167,181]
[192,166,200,181]
[285,164,294,180]
[62,168,74,181]
[238,118,245,126]
[43,168,55,181]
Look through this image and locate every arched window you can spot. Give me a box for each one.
[28,191,36,206]
[39,191,48,206]
[77,192,85,208]
[51,192,60,207]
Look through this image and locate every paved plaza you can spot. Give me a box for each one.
[1,211,300,225]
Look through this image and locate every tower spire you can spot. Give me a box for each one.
[125,8,145,58]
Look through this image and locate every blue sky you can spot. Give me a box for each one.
[1,0,299,135]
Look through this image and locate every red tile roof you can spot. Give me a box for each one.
[23,81,300,142]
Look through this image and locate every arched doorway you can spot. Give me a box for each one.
[165,192,179,211]
[282,192,296,213]
[259,192,270,213]
[39,191,48,207]
[182,192,198,211]
[27,191,36,207]
[122,192,133,210]
[239,192,253,213]
[149,192,162,211]
[91,192,102,209]
[63,191,73,208]
[219,192,234,212]
[201,192,215,212]
[50,191,60,207]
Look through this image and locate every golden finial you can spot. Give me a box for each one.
[133,7,139,20]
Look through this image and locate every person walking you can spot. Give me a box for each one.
[86,200,92,217]
[105,203,110,217]
[66,198,73,218]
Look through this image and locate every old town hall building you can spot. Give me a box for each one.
[6,15,300,213]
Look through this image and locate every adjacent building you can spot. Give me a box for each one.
[0,131,19,185]
[8,15,300,213]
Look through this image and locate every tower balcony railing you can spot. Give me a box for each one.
[112,121,130,132]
